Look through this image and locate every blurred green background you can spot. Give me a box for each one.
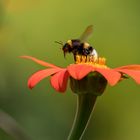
[0,0,140,139]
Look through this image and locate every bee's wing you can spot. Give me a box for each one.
[79,25,93,42]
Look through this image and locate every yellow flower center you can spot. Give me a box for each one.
[75,55,108,68]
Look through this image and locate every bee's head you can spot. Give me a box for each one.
[62,40,72,57]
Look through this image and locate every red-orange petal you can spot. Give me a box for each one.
[28,68,61,89]
[115,65,140,70]
[117,69,140,84]
[50,69,69,92]
[21,55,60,68]
[95,68,121,86]
[67,64,93,80]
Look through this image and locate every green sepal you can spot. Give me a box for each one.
[70,72,107,96]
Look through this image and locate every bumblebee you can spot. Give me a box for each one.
[56,25,98,60]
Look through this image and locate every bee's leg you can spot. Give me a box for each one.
[74,54,76,61]
[85,55,87,62]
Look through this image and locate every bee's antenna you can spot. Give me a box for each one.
[54,41,64,46]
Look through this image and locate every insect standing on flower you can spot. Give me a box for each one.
[56,25,98,60]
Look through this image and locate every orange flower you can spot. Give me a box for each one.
[21,55,140,93]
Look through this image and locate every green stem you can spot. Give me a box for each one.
[0,110,32,140]
[67,94,97,140]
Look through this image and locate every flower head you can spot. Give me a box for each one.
[21,55,140,93]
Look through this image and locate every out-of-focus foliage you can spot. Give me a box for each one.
[0,0,140,140]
